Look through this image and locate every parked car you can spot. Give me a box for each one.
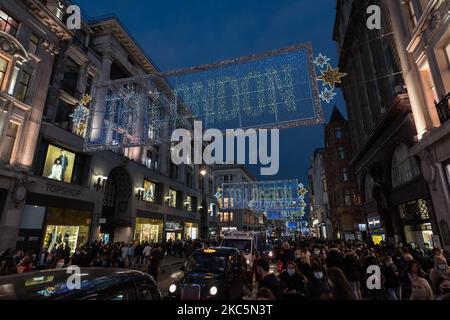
[167,247,247,300]
[0,268,161,300]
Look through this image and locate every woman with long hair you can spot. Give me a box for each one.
[410,277,434,300]
[327,267,356,300]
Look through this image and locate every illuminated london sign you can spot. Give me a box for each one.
[220,180,305,211]
[83,43,323,151]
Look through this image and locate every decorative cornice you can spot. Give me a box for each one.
[0,31,30,63]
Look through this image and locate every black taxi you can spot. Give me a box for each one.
[0,268,161,300]
[167,247,247,300]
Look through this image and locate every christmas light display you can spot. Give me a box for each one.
[83,43,324,151]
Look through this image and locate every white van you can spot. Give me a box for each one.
[221,231,266,268]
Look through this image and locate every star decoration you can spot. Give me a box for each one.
[69,105,89,126]
[81,94,92,106]
[314,53,330,68]
[319,88,337,103]
[317,64,347,90]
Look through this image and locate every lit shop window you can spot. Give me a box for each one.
[135,217,163,243]
[168,189,177,207]
[143,179,156,203]
[185,195,192,211]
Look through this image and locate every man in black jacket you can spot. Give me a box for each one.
[256,259,281,300]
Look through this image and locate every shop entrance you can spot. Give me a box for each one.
[100,167,132,242]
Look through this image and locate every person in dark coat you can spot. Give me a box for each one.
[148,244,163,282]
[306,259,331,300]
[343,251,362,300]
[382,256,401,300]
[279,261,307,300]
[256,259,282,300]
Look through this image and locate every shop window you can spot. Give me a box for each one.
[391,144,421,188]
[61,58,80,97]
[0,122,18,164]
[43,208,91,253]
[29,33,40,55]
[135,217,163,243]
[185,195,192,211]
[0,10,18,36]
[184,222,198,240]
[143,179,156,203]
[14,70,31,103]
[0,56,8,89]
[168,189,177,207]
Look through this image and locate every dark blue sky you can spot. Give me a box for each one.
[76,0,346,186]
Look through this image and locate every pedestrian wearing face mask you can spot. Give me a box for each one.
[382,256,401,300]
[306,260,331,300]
[435,276,450,300]
[429,256,450,293]
[295,249,312,279]
[279,261,307,300]
[410,277,434,300]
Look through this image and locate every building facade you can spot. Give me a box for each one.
[333,0,439,248]
[386,0,450,250]
[308,149,331,238]
[0,0,217,253]
[213,165,265,235]
[323,107,365,241]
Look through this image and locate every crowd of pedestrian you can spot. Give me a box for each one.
[0,238,220,282]
[255,237,450,301]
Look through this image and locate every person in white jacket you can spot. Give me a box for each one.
[48,159,63,181]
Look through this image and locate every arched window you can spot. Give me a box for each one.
[364,174,375,202]
[391,144,421,188]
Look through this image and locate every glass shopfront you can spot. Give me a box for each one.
[43,207,91,254]
[135,217,163,243]
[184,222,199,240]
[165,221,183,241]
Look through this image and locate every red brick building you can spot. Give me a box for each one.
[323,106,365,240]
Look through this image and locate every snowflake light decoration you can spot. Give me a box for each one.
[319,88,337,103]
[314,53,330,68]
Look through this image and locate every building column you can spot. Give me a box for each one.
[90,51,114,142]
[386,0,436,137]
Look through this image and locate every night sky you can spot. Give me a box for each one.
[76,0,347,186]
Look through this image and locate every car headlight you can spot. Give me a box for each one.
[169,284,177,293]
[209,286,218,296]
